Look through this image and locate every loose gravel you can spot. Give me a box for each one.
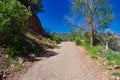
[16,42,109,80]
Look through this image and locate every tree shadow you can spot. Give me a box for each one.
[27,50,59,62]
[8,34,60,62]
[55,46,61,49]
[39,51,59,58]
[7,35,45,60]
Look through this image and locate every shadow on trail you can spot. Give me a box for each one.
[39,51,59,58]
[55,46,61,49]
[32,49,60,62]
[34,45,61,62]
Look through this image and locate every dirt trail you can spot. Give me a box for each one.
[16,42,109,80]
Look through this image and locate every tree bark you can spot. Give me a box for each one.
[90,23,94,47]
[86,14,94,47]
[106,41,109,50]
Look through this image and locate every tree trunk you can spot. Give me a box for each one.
[90,23,94,47]
[106,41,109,50]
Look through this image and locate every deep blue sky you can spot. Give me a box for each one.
[109,0,120,33]
[37,0,120,33]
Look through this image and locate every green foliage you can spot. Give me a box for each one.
[69,27,120,65]
[71,0,114,46]
[69,27,90,46]
[75,39,81,45]
[94,30,120,52]
[7,37,44,58]
[0,0,45,59]
[7,47,17,57]
[51,33,62,44]
[30,0,44,12]
[19,0,44,12]
[115,72,120,77]
[71,0,113,28]
[81,39,120,65]
[106,50,120,65]
[69,28,82,42]
[0,0,31,45]
[5,56,23,68]
[57,33,70,41]
[80,41,104,59]
[87,46,104,59]
[5,57,15,67]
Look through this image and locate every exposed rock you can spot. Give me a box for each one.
[10,64,15,68]
[110,75,120,80]
[29,12,46,37]
[111,69,117,75]
[110,75,116,80]
[116,76,120,80]
[18,0,46,37]
[103,60,109,66]
[28,54,36,61]
[18,57,24,64]
[4,54,9,59]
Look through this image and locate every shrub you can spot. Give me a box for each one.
[94,30,120,52]
[51,34,62,44]
[0,0,31,46]
[106,50,120,65]
[82,43,104,59]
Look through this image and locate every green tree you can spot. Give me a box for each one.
[71,0,113,47]
[51,33,62,44]
[18,0,45,36]
[0,0,31,45]
[95,30,120,51]
[69,28,78,41]
[19,0,44,12]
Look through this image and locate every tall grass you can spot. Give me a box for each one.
[76,40,120,65]
[86,46,104,59]
[76,40,104,59]
[106,50,120,65]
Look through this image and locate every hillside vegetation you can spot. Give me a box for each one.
[0,0,120,80]
[0,0,59,79]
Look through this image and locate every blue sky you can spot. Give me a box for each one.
[37,0,120,34]
[109,0,120,33]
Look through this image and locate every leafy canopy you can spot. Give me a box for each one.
[29,0,44,12]
[0,0,31,45]
[71,0,114,31]
[19,0,44,12]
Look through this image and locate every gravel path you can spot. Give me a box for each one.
[17,42,109,80]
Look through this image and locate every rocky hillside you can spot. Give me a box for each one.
[29,12,46,36]
[18,0,46,37]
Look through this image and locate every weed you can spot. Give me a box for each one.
[115,72,120,77]
[106,50,120,65]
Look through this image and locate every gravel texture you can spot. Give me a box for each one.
[16,42,109,80]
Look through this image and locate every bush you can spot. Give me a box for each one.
[0,0,31,45]
[51,34,62,44]
[94,30,120,52]
[82,42,104,59]
[106,50,120,65]
[7,37,45,58]
[75,39,81,45]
